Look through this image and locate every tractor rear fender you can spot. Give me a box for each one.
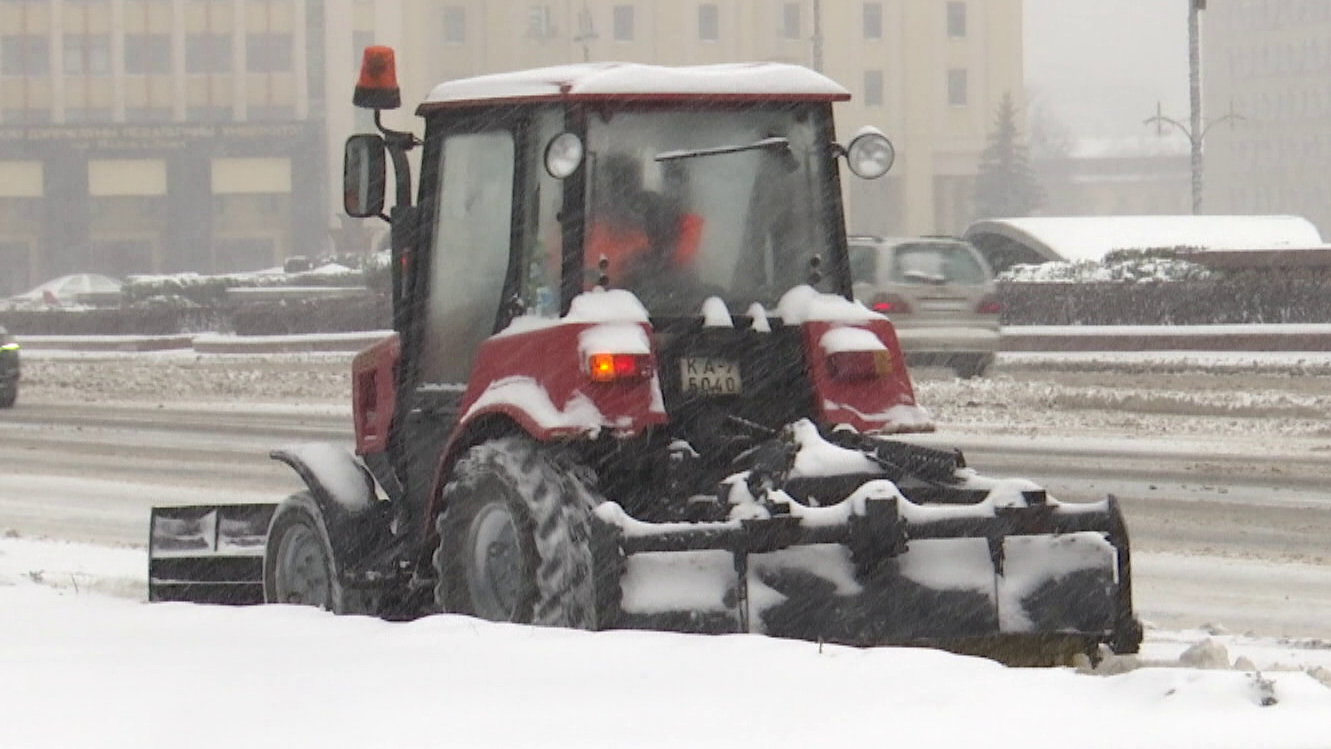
[423,413,529,543]
[269,444,392,568]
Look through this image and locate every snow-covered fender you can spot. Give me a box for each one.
[269,443,391,569]
[453,322,667,442]
[803,318,935,433]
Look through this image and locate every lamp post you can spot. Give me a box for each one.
[1143,0,1241,214]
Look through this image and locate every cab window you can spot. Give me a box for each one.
[420,130,515,384]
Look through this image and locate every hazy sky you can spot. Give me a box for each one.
[1024,0,1190,139]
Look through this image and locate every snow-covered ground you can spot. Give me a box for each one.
[4,348,1331,747]
[1,537,1330,749]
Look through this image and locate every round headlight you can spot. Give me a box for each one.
[544,132,584,179]
[846,130,895,180]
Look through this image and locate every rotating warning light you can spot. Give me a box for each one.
[354,46,402,110]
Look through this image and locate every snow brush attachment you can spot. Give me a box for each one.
[585,424,1142,666]
[148,504,275,605]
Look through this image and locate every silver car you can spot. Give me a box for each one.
[849,235,1001,378]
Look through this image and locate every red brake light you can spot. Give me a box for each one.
[588,353,651,383]
[871,294,911,314]
[976,295,1001,315]
[827,350,892,380]
[354,46,402,110]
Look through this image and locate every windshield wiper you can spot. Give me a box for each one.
[655,136,791,162]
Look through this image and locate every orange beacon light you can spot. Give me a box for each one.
[354,46,401,110]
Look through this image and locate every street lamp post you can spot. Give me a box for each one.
[1143,0,1241,214]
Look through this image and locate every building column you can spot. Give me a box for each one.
[233,0,246,120]
[111,0,126,121]
[42,154,91,278]
[293,0,309,120]
[51,0,65,123]
[171,0,186,120]
[165,153,213,272]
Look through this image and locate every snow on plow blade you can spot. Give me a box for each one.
[148,504,275,605]
[590,493,1142,663]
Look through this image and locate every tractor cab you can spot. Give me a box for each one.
[345,57,895,387]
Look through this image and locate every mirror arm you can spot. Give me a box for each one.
[374,110,421,211]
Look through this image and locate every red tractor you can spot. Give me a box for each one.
[149,48,1141,664]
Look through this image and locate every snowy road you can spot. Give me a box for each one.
[3,351,1331,642]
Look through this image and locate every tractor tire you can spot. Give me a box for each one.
[434,437,598,629]
[263,491,348,612]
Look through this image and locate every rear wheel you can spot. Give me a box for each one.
[263,491,346,612]
[434,437,597,628]
[0,384,15,408]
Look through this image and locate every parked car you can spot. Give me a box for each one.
[0,325,18,408]
[7,274,122,307]
[849,235,1001,378]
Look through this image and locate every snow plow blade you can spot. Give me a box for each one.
[590,493,1142,665]
[148,504,275,605]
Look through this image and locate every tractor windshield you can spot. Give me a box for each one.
[583,103,838,316]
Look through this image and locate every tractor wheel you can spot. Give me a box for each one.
[263,491,347,612]
[434,437,597,628]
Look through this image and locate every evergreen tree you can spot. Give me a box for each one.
[972,91,1044,220]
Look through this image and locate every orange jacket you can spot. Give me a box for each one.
[586,213,704,284]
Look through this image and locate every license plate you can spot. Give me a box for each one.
[680,358,742,395]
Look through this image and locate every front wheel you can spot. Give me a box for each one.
[434,437,597,628]
[263,491,346,612]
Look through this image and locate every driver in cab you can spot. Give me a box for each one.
[586,153,704,296]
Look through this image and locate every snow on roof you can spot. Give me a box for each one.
[965,215,1327,263]
[421,62,850,108]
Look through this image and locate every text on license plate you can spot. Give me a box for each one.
[680,358,742,395]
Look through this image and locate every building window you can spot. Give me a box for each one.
[124,34,172,74]
[186,104,232,121]
[443,6,466,44]
[863,69,883,107]
[947,68,967,106]
[186,33,232,74]
[863,2,883,40]
[0,35,49,77]
[947,1,967,38]
[698,3,719,41]
[351,30,374,69]
[63,34,112,76]
[782,2,801,40]
[126,107,174,122]
[64,107,114,123]
[247,33,293,72]
[613,5,634,42]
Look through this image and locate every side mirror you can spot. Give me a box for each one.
[344,134,387,218]
[843,127,895,180]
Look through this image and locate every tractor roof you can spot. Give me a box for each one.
[418,62,850,112]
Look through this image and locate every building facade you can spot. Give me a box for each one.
[372,0,1022,238]
[0,0,328,295]
[1203,0,1331,236]
[0,0,1022,294]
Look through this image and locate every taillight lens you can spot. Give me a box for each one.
[827,350,892,380]
[587,353,652,383]
[976,295,1001,315]
[871,294,912,314]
